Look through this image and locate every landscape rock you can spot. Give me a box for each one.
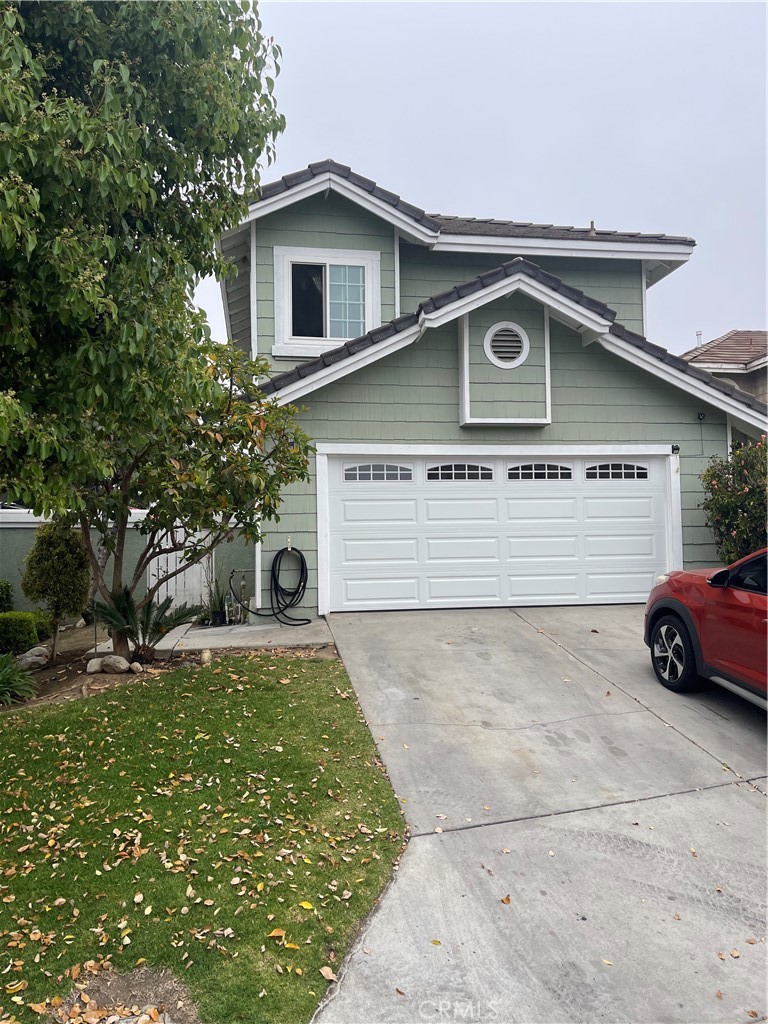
[101,654,131,673]
[18,655,47,671]
[23,646,49,659]
[75,617,87,628]
[86,658,104,674]
[129,662,144,674]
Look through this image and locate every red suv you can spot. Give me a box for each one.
[644,548,767,709]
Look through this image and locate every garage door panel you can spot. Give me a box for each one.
[424,499,498,522]
[584,534,657,558]
[341,577,420,606]
[426,576,503,601]
[341,538,419,564]
[583,497,655,520]
[508,574,580,600]
[340,499,417,524]
[327,454,671,611]
[506,498,577,521]
[585,572,657,599]
[506,535,578,560]
[426,537,500,562]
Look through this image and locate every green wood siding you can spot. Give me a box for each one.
[400,245,645,334]
[468,294,547,420]
[254,193,396,371]
[255,321,729,613]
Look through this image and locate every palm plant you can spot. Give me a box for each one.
[0,654,38,705]
[95,588,202,662]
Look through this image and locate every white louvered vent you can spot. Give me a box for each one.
[490,328,524,363]
[483,321,530,369]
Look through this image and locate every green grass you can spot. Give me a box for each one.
[0,654,404,1023]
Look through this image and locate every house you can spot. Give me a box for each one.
[219,160,767,618]
[680,330,767,402]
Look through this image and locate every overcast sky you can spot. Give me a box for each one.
[194,1,767,356]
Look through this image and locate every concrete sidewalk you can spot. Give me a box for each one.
[316,606,767,1024]
[90,616,333,657]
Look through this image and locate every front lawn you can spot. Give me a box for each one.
[0,653,404,1023]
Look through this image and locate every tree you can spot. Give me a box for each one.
[700,437,767,565]
[0,2,312,657]
[0,0,284,501]
[21,523,90,660]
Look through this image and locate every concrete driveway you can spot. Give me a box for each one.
[316,606,766,1024]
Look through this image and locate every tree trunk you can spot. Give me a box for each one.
[112,631,131,661]
[49,618,61,661]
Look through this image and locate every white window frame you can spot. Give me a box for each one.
[273,245,381,358]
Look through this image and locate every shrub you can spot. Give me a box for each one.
[95,588,202,662]
[31,609,53,641]
[700,436,768,564]
[0,653,38,705]
[0,580,12,614]
[21,523,89,660]
[0,612,38,655]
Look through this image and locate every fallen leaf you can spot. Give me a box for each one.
[501,894,511,905]
[431,939,441,946]
[395,988,405,996]
[673,912,681,920]
[745,937,757,944]
[715,991,723,1000]
[320,966,337,982]
[690,847,698,858]
[502,848,510,854]
[27,1003,48,1015]
[299,901,313,910]
[717,952,726,960]
[601,959,613,966]
[267,928,286,940]
[730,949,740,959]
[747,1012,759,1019]
[134,892,144,904]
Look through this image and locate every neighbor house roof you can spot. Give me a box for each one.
[257,256,767,429]
[681,330,767,370]
[255,160,696,248]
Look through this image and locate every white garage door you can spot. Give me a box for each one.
[326,453,672,611]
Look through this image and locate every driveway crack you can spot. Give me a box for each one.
[408,776,765,838]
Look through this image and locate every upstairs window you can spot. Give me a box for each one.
[274,246,381,355]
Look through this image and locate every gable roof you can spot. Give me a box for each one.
[234,160,696,270]
[680,330,767,370]
[258,256,767,431]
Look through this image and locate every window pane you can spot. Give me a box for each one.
[292,264,324,337]
[329,264,366,338]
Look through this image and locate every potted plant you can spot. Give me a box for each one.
[207,578,227,627]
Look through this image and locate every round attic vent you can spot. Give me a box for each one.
[483,322,530,369]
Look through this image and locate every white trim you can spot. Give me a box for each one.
[273,245,381,357]
[640,273,647,335]
[316,452,330,616]
[316,443,673,457]
[229,173,440,246]
[688,361,765,374]
[598,333,767,431]
[0,509,49,527]
[315,444,683,613]
[433,233,694,264]
[665,453,684,570]
[460,312,551,426]
[249,222,258,358]
[393,228,401,317]
[254,539,262,610]
[726,415,733,455]
[483,321,531,369]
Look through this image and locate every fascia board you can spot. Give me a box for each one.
[423,274,614,334]
[316,442,673,457]
[227,174,439,246]
[690,362,749,373]
[274,326,424,406]
[433,234,695,263]
[599,334,767,430]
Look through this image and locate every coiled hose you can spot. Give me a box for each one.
[228,546,311,626]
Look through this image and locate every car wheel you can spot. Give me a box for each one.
[650,615,699,692]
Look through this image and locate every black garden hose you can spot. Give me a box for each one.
[228,546,311,626]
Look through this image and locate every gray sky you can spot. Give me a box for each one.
[194,1,767,355]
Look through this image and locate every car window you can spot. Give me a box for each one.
[730,554,767,595]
